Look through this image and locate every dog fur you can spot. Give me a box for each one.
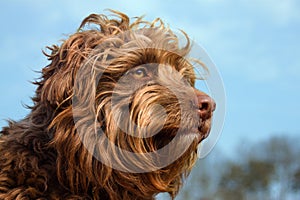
[0,11,215,200]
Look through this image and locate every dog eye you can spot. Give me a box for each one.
[132,67,148,78]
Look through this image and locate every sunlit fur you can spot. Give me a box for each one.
[0,11,211,199]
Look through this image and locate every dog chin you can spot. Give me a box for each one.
[163,123,211,152]
[198,119,212,141]
[186,120,212,144]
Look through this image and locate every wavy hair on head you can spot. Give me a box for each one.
[0,10,211,200]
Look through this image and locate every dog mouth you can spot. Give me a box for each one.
[186,119,211,144]
[197,119,211,143]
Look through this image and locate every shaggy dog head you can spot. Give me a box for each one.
[2,11,215,200]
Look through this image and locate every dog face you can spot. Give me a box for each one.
[38,11,215,199]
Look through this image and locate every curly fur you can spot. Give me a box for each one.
[0,11,214,200]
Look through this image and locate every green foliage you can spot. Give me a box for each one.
[174,135,300,200]
[220,160,274,190]
[293,168,300,190]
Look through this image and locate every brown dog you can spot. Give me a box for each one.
[0,11,215,200]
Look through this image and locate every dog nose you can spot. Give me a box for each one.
[196,94,216,120]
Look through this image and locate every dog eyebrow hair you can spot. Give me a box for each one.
[0,10,214,200]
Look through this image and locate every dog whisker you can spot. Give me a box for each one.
[0,10,215,200]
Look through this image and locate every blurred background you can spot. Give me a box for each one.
[0,0,299,199]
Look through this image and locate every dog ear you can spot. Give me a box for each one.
[38,11,132,108]
[39,33,96,107]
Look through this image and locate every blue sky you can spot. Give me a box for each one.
[0,0,300,156]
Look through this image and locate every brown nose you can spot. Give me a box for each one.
[196,94,216,120]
